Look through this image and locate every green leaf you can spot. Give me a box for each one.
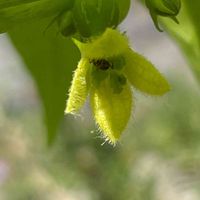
[0,0,74,33]
[8,18,79,144]
[0,0,38,9]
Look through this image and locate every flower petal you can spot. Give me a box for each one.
[90,79,132,144]
[73,28,129,59]
[124,49,170,95]
[65,58,90,114]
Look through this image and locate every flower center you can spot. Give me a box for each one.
[90,59,113,70]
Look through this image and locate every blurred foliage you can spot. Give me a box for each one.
[1,74,200,199]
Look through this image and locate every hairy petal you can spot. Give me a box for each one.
[124,49,170,95]
[90,79,132,144]
[65,58,90,114]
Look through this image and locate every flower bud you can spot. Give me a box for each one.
[145,0,181,31]
[72,0,120,38]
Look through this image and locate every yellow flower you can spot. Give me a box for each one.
[66,28,170,145]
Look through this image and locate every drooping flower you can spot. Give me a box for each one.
[65,28,170,145]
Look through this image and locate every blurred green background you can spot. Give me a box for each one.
[1,0,200,199]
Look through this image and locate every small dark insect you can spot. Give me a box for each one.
[90,59,113,70]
